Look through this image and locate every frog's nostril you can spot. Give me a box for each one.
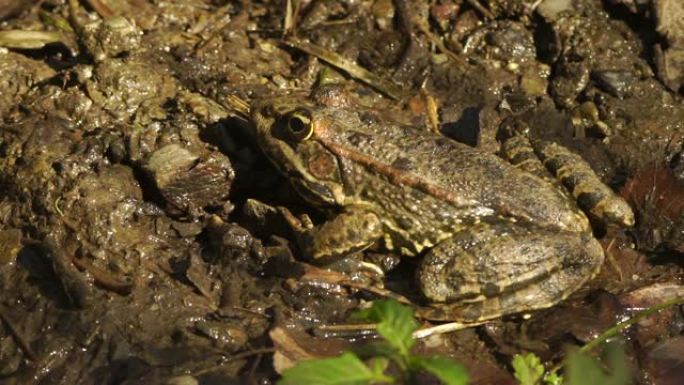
[260,105,274,116]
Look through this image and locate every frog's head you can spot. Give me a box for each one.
[250,96,348,207]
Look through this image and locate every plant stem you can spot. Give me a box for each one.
[579,295,684,354]
[549,295,684,374]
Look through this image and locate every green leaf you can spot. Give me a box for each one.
[278,352,394,385]
[544,372,564,385]
[369,357,391,377]
[605,343,631,385]
[512,353,545,385]
[565,352,605,385]
[355,341,403,362]
[413,356,469,385]
[566,342,631,385]
[354,300,419,356]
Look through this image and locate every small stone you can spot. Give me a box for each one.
[536,0,574,22]
[654,46,684,92]
[145,144,234,216]
[520,72,548,96]
[592,70,635,98]
[82,17,141,62]
[371,0,395,30]
[165,375,198,385]
[0,228,22,265]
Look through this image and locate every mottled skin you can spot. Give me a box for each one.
[250,95,631,322]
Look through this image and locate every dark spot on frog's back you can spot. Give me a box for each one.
[347,132,373,146]
[396,216,413,230]
[360,112,379,125]
[391,157,413,171]
[259,104,275,117]
[577,192,602,211]
[482,282,501,297]
[435,138,454,153]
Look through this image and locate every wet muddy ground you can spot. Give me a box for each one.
[0,0,683,384]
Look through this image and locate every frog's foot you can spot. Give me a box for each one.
[417,223,604,322]
[501,133,634,227]
[277,205,315,232]
[279,205,384,261]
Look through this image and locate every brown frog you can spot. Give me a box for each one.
[250,94,634,322]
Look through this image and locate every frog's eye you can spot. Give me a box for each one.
[284,109,314,141]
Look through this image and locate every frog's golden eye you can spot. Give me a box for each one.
[284,109,314,141]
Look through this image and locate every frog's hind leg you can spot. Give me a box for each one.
[416,223,604,322]
[532,140,634,227]
[501,133,634,227]
[501,134,559,186]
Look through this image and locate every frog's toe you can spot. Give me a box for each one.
[417,224,604,322]
[593,196,635,227]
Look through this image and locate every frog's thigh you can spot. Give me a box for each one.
[300,207,383,260]
[417,223,604,322]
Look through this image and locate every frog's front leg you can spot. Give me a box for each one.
[279,205,383,260]
[417,223,604,322]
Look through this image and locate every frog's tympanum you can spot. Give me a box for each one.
[250,95,634,322]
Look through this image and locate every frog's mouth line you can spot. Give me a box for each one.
[290,178,337,207]
[259,133,341,208]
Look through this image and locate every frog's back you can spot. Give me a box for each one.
[318,108,587,232]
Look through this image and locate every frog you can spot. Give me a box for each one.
[249,93,635,322]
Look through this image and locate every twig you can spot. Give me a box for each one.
[283,0,296,36]
[84,0,115,18]
[193,4,234,54]
[413,21,466,66]
[56,218,133,296]
[71,256,134,295]
[283,38,403,100]
[67,0,86,35]
[191,348,276,376]
[0,310,38,361]
[413,320,487,339]
[298,263,414,305]
[420,80,441,133]
[224,94,251,119]
[465,0,495,20]
[313,323,378,338]
[604,238,624,282]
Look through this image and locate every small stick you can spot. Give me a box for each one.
[84,0,115,18]
[313,323,379,338]
[71,257,133,295]
[190,348,277,376]
[0,310,38,361]
[283,38,403,100]
[413,21,466,66]
[224,94,251,119]
[465,0,495,20]
[413,320,487,339]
